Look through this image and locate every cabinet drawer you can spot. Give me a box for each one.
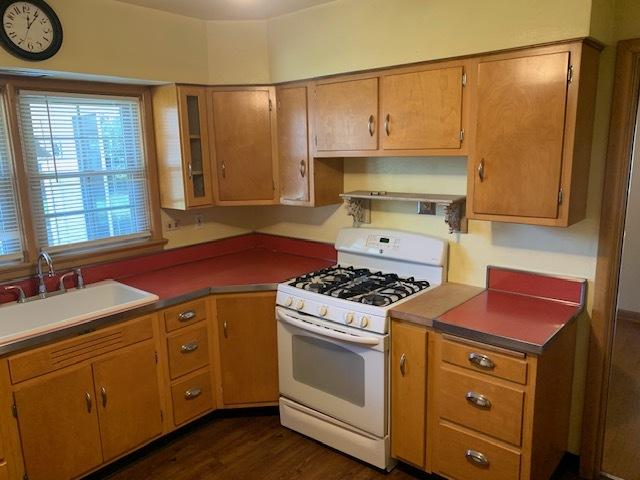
[164,299,207,332]
[171,371,213,426]
[9,316,154,384]
[441,337,528,384]
[167,325,210,379]
[439,367,524,446]
[435,422,521,480]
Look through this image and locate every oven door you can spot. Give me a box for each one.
[276,306,388,437]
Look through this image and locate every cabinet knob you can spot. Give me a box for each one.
[465,449,490,467]
[399,353,407,376]
[300,159,306,178]
[384,114,390,136]
[221,160,227,178]
[478,158,485,182]
[468,352,495,370]
[465,391,492,409]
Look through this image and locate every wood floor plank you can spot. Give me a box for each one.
[88,410,582,480]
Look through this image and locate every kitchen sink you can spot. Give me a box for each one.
[0,280,159,346]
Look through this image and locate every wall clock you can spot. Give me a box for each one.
[0,0,62,61]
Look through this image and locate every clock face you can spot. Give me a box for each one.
[0,0,62,60]
[4,2,52,53]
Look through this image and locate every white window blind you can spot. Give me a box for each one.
[0,97,23,264]
[18,91,151,253]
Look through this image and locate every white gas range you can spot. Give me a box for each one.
[276,228,447,470]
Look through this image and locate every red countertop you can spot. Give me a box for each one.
[120,248,334,300]
[434,266,586,354]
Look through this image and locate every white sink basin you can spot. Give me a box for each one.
[0,280,159,346]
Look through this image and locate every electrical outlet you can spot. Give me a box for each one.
[165,220,181,231]
[194,214,204,230]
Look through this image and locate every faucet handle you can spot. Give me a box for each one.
[4,285,26,304]
[75,268,85,289]
[58,272,76,293]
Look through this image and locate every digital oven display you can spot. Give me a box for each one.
[379,237,390,244]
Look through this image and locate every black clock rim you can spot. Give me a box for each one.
[0,0,62,61]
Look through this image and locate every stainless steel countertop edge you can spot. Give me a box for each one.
[432,320,545,355]
[0,283,279,356]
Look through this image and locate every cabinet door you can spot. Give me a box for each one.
[92,342,162,461]
[177,86,214,207]
[314,78,378,152]
[14,365,102,480]
[210,89,277,203]
[472,52,570,218]
[381,67,463,150]
[216,292,278,405]
[391,321,427,468]
[278,85,310,203]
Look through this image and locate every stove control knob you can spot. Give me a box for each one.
[284,296,293,307]
[295,299,304,310]
[345,313,354,324]
[360,316,369,328]
[319,306,328,317]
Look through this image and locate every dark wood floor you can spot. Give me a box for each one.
[88,409,582,480]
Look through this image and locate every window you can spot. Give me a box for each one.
[18,91,151,253]
[0,97,22,265]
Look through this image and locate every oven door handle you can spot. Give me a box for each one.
[277,309,380,346]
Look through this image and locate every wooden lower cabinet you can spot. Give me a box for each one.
[14,365,103,480]
[213,292,279,406]
[13,340,162,480]
[390,320,427,468]
[389,320,577,480]
[92,343,162,461]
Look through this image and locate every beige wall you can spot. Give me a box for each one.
[266,0,591,82]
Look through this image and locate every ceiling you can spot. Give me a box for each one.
[115,0,336,20]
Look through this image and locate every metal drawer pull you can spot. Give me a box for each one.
[180,342,199,353]
[466,391,492,409]
[399,353,407,376]
[188,162,193,179]
[178,310,196,322]
[468,352,495,370]
[223,320,228,338]
[465,449,489,467]
[100,387,107,407]
[184,387,202,400]
[384,114,390,136]
[85,392,92,413]
[368,115,375,136]
[300,159,306,178]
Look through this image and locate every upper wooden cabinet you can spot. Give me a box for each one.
[152,85,214,209]
[380,66,464,151]
[313,77,379,153]
[467,41,600,226]
[277,83,344,206]
[208,87,279,205]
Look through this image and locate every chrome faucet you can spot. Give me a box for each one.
[36,250,55,299]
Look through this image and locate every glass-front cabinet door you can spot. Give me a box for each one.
[178,86,213,207]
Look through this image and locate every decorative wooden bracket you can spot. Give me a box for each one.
[340,191,468,234]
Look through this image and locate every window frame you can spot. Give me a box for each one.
[0,76,165,282]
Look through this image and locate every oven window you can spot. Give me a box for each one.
[292,335,365,407]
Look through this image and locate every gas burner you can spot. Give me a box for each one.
[288,266,370,293]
